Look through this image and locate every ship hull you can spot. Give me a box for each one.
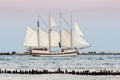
[32,50,78,57]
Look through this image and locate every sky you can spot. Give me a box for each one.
[0,0,120,52]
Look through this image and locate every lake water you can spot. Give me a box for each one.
[0,54,120,80]
[0,74,120,80]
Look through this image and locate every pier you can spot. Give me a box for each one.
[0,69,120,75]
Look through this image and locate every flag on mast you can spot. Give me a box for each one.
[37,21,39,27]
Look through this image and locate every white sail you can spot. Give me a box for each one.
[62,29,72,48]
[39,29,49,47]
[50,17,58,27]
[50,29,60,47]
[24,26,38,47]
[73,34,89,48]
[74,22,84,36]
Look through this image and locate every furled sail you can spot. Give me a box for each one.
[50,29,60,47]
[73,34,89,48]
[74,22,84,36]
[39,29,49,47]
[24,26,38,47]
[62,29,72,48]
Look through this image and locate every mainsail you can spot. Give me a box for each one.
[49,16,60,48]
[24,27,38,47]
[39,28,49,47]
[50,29,60,47]
[62,29,72,48]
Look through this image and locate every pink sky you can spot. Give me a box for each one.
[0,0,120,13]
[0,0,120,52]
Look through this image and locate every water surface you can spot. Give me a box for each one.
[0,55,120,71]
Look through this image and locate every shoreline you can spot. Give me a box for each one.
[0,52,120,55]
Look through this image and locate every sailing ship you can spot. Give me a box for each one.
[24,14,89,56]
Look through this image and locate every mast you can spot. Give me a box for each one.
[71,14,73,49]
[37,16,40,48]
[48,13,51,52]
[59,13,62,50]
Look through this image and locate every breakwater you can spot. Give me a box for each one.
[0,69,120,75]
[0,55,120,75]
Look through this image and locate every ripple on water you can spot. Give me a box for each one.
[0,55,120,71]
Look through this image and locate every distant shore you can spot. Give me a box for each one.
[0,52,30,55]
[78,52,120,55]
[0,51,120,55]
